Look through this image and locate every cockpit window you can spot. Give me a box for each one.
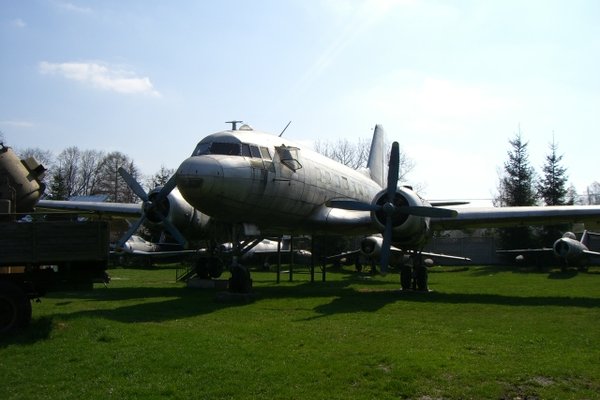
[193,142,241,156]
[193,141,273,160]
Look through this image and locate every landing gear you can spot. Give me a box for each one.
[399,253,429,292]
[194,257,224,279]
[228,261,252,293]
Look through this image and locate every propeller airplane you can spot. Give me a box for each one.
[38,122,600,292]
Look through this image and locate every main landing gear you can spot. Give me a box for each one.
[399,252,429,292]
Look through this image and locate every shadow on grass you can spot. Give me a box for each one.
[0,317,53,347]
[42,278,600,324]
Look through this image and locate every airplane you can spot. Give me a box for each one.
[37,122,600,292]
[326,234,470,269]
[110,234,199,266]
[497,230,600,271]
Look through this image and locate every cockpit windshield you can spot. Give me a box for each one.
[192,141,273,160]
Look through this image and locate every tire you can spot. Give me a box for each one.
[0,281,31,334]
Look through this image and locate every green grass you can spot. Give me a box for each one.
[2,265,600,399]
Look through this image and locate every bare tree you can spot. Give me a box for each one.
[586,182,600,205]
[94,151,141,203]
[314,137,414,181]
[78,149,105,196]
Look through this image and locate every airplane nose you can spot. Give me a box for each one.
[176,156,223,201]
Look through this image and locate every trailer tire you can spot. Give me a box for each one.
[0,281,31,334]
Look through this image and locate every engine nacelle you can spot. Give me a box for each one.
[370,186,431,248]
[146,187,210,241]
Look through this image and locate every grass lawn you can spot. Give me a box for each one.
[1,264,599,399]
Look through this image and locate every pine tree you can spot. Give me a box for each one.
[495,130,538,249]
[537,137,568,206]
[48,167,68,200]
[537,137,571,244]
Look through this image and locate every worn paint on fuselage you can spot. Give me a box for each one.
[176,129,382,234]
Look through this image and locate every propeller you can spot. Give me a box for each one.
[326,141,457,274]
[115,167,187,249]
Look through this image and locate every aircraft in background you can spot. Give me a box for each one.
[110,235,199,266]
[327,234,470,268]
[497,230,600,271]
[38,122,600,292]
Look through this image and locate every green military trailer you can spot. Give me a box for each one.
[0,220,110,334]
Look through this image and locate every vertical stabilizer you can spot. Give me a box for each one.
[367,124,385,187]
[580,230,589,246]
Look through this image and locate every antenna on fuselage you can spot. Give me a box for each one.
[226,120,243,131]
[279,120,292,137]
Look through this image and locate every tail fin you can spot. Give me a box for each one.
[581,230,590,246]
[367,124,385,187]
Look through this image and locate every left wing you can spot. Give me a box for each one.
[37,199,141,219]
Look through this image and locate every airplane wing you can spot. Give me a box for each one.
[496,248,554,254]
[112,249,200,257]
[37,199,142,219]
[411,250,471,262]
[431,205,600,231]
[583,249,600,257]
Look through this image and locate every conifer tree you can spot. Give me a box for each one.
[495,130,538,249]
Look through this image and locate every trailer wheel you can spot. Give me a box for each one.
[0,281,32,334]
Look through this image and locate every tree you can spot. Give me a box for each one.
[77,149,105,196]
[147,165,175,190]
[495,130,538,249]
[48,166,68,200]
[314,137,415,182]
[94,151,141,203]
[55,147,80,198]
[537,137,569,206]
[585,182,600,205]
[537,137,572,244]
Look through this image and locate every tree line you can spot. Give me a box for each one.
[15,145,174,203]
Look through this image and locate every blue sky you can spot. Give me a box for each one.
[1,0,599,201]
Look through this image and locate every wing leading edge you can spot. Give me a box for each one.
[432,205,600,231]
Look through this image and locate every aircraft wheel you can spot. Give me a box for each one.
[194,260,210,279]
[208,258,224,278]
[0,281,32,334]
[229,265,252,293]
[400,265,411,290]
[415,266,428,291]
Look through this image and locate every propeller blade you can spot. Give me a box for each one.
[386,142,400,200]
[153,173,178,203]
[380,215,393,275]
[118,167,148,202]
[398,206,458,218]
[162,218,188,247]
[326,200,378,212]
[116,216,146,249]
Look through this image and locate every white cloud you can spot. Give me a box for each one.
[39,61,161,97]
[0,120,35,128]
[52,1,92,14]
[11,18,26,28]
